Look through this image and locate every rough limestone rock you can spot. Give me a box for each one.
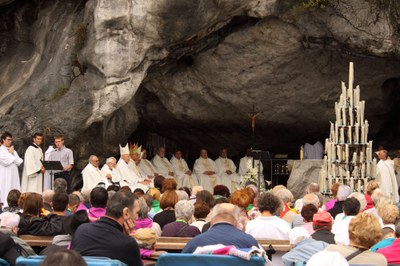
[0,0,399,168]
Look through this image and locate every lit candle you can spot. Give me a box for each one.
[348,126,352,144]
[350,177,354,190]
[342,107,347,126]
[352,152,357,164]
[364,120,369,144]
[360,101,365,124]
[335,122,339,144]
[332,164,336,177]
[331,143,336,162]
[369,140,373,161]
[356,103,361,125]
[349,108,354,126]
[361,124,365,145]
[372,158,377,178]
[363,178,368,192]
[335,102,341,124]
[328,175,332,190]
[354,86,360,106]
[346,170,350,180]
[361,163,365,179]
[339,166,343,178]
[325,138,329,154]
[349,62,354,92]
[355,123,359,144]
[357,179,361,193]
[323,155,328,170]
[366,147,370,162]
[341,81,347,106]
[366,162,371,177]
[340,127,345,144]
[330,122,334,142]
[345,144,349,163]
[354,166,359,178]
[360,151,364,163]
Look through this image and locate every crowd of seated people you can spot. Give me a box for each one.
[2,176,400,266]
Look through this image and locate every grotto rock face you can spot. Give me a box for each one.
[0,0,399,167]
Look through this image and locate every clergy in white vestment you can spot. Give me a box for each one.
[215,148,240,192]
[170,150,198,188]
[100,157,120,183]
[0,132,23,207]
[21,133,45,193]
[193,149,219,192]
[239,151,264,177]
[152,147,176,180]
[128,143,152,188]
[138,148,158,179]
[393,149,400,188]
[115,143,149,192]
[81,155,109,191]
[376,150,399,203]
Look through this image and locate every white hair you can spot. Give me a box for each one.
[42,189,55,203]
[0,212,20,228]
[209,203,240,222]
[336,185,351,201]
[274,188,294,203]
[371,189,385,204]
[348,192,367,211]
[106,157,117,164]
[191,186,203,197]
[174,200,194,221]
[176,190,189,201]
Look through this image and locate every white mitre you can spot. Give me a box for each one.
[119,143,130,155]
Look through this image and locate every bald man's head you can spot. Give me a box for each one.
[210,203,240,226]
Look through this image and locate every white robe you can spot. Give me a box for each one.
[0,146,23,207]
[170,156,199,188]
[21,144,43,193]
[138,159,157,178]
[393,157,400,187]
[239,156,264,177]
[215,157,240,192]
[193,157,219,192]
[376,159,399,203]
[115,159,148,192]
[81,163,108,191]
[152,155,176,180]
[100,164,120,183]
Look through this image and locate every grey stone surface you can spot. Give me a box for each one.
[0,0,399,167]
[287,159,323,199]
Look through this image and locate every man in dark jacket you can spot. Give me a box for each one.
[70,191,142,266]
[311,211,335,244]
[18,193,68,236]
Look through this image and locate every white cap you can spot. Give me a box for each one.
[383,224,395,231]
[119,143,129,155]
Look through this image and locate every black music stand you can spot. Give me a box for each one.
[41,160,63,189]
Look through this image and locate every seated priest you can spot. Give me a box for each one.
[128,144,152,187]
[193,149,220,192]
[115,143,149,192]
[238,148,264,178]
[81,155,109,191]
[170,150,199,188]
[215,148,240,192]
[152,147,176,180]
[138,148,158,179]
[100,157,120,184]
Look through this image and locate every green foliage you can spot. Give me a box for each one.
[51,86,69,101]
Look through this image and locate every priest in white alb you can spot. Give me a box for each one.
[100,157,120,183]
[170,150,198,188]
[21,132,45,193]
[152,147,176,180]
[0,132,23,207]
[138,148,158,179]
[215,148,240,192]
[81,155,109,191]
[193,149,219,192]
[376,150,399,203]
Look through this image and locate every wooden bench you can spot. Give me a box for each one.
[20,235,54,247]
[155,237,291,252]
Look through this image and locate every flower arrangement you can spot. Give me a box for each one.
[238,158,266,192]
